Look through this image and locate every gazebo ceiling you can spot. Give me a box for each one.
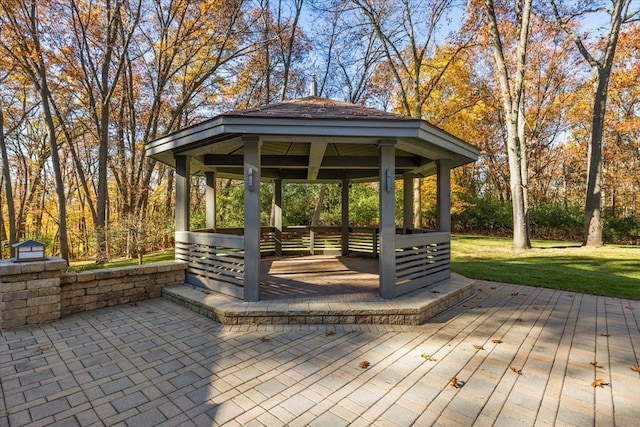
[145,97,480,182]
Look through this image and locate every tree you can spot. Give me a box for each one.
[549,0,640,246]
[479,0,533,250]
[68,0,142,263]
[0,0,70,259]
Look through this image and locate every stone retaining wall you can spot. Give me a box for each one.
[0,258,67,329]
[60,262,186,316]
[0,259,186,330]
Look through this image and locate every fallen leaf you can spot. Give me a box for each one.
[431,290,440,294]
[359,360,370,369]
[421,353,437,361]
[146,310,155,314]
[568,293,575,297]
[37,346,52,353]
[490,287,496,290]
[325,331,335,337]
[631,365,640,374]
[590,361,603,369]
[533,307,539,310]
[511,292,519,296]
[449,377,461,388]
[260,337,270,343]
[600,334,611,337]
[473,344,484,350]
[478,288,483,292]
[491,339,503,344]
[591,379,610,388]
[515,318,523,322]
[625,306,634,310]
[510,366,523,375]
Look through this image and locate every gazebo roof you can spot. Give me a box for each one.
[145,96,479,182]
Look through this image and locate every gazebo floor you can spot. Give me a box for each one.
[164,255,476,325]
[259,254,380,300]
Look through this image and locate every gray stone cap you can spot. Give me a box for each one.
[0,256,67,276]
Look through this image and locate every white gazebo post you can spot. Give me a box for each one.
[341,178,349,256]
[403,173,414,232]
[243,136,261,301]
[175,155,190,232]
[436,159,452,232]
[378,139,396,299]
[205,171,216,230]
[274,179,283,256]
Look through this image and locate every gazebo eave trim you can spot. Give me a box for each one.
[146,115,479,165]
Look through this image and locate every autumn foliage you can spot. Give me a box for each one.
[0,1,638,261]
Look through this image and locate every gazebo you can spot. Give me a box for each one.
[146,97,479,302]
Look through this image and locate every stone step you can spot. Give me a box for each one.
[162,273,475,325]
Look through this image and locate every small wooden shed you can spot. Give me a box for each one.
[146,96,479,301]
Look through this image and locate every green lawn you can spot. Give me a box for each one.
[67,249,175,272]
[451,235,640,300]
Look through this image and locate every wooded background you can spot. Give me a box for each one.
[0,0,638,262]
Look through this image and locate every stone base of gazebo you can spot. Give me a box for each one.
[162,271,475,326]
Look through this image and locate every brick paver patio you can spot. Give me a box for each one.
[1,281,639,426]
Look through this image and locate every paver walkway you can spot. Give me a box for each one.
[1,281,639,426]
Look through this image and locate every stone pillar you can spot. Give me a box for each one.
[403,173,414,232]
[205,171,217,230]
[437,159,452,232]
[0,257,67,330]
[378,139,396,299]
[341,178,349,256]
[243,136,261,302]
[175,155,190,232]
[274,179,283,256]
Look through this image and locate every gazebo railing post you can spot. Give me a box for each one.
[378,139,396,299]
[436,159,452,233]
[341,178,349,256]
[205,171,216,230]
[243,136,261,302]
[403,173,414,233]
[274,179,283,256]
[175,155,190,232]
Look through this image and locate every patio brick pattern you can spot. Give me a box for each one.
[1,281,639,426]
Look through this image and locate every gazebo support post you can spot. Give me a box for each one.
[436,159,452,232]
[175,155,190,232]
[403,173,414,232]
[243,136,261,301]
[378,140,396,299]
[341,178,349,256]
[274,179,283,256]
[205,171,216,230]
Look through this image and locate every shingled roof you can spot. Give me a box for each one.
[220,96,417,121]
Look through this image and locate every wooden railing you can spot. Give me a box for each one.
[175,231,245,298]
[395,231,450,295]
[178,227,451,299]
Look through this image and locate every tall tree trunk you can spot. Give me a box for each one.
[39,75,70,260]
[0,107,17,257]
[483,0,532,250]
[549,0,630,246]
[583,70,607,245]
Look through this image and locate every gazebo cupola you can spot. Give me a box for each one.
[146,97,479,301]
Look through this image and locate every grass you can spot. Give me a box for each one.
[67,249,175,272]
[451,235,640,300]
[67,235,640,300]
